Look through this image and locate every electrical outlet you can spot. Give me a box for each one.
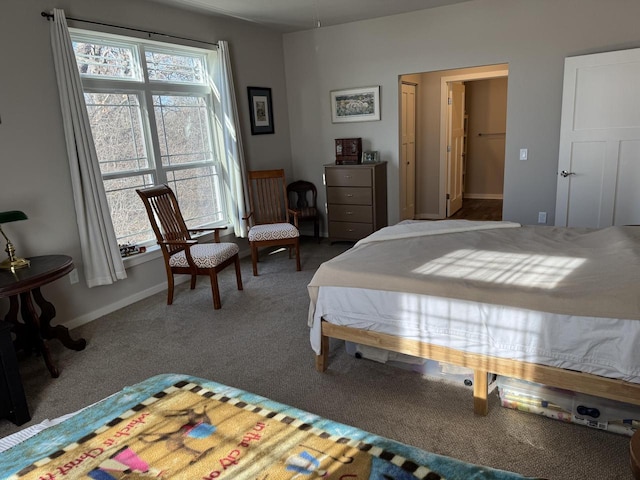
[538,212,547,224]
[69,268,79,284]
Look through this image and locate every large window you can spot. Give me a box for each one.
[70,30,226,247]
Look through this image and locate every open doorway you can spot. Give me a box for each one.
[399,64,508,221]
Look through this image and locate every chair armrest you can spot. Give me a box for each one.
[188,226,228,243]
[242,211,254,231]
[159,239,199,268]
[160,239,197,246]
[287,209,300,228]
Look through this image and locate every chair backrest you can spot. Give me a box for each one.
[136,185,191,256]
[287,180,317,210]
[247,169,290,225]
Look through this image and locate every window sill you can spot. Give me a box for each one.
[122,245,162,268]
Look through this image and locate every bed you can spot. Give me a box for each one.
[307,220,640,415]
[0,373,543,479]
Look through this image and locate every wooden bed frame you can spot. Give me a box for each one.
[315,320,640,415]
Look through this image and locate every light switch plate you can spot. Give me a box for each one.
[519,148,528,161]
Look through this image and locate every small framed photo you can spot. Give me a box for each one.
[247,86,274,135]
[330,86,380,123]
[362,151,379,163]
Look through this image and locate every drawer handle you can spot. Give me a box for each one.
[347,229,354,232]
[345,211,353,215]
[344,175,352,179]
[346,194,353,197]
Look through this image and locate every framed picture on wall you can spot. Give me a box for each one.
[248,86,274,134]
[330,86,380,123]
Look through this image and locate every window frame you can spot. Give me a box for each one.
[70,28,229,248]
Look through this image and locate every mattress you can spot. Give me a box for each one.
[310,286,640,383]
[307,220,640,384]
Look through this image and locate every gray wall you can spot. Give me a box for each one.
[0,0,291,327]
[283,0,640,227]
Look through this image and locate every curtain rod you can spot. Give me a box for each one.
[41,11,218,47]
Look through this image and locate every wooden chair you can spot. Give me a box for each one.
[136,185,243,309]
[244,169,301,276]
[287,180,320,242]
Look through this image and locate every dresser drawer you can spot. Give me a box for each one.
[328,204,372,223]
[325,168,372,187]
[327,186,372,205]
[329,221,374,241]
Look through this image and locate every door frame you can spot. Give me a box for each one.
[400,81,417,220]
[438,67,509,218]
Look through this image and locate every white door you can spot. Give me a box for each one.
[400,83,416,220]
[447,82,465,216]
[555,48,640,227]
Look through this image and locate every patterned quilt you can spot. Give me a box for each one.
[1,374,543,479]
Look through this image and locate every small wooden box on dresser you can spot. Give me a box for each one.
[325,161,387,243]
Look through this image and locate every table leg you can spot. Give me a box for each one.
[20,291,60,378]
[4,296,30,354]
[32,287,86,351]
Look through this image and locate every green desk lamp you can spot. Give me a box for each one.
[0,210,30,270]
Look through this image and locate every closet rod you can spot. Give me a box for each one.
[478,132,505,137]
[40,11,218,47]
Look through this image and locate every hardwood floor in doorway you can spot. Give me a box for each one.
[449,198,502,221]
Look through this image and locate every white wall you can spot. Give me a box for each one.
[0,0,291,327]
[283,0,640,227]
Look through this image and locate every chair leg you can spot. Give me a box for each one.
[167,271,175,305]
[209,271,222,310]
[314,219,320,242]
[251,243,259,276]
[190,274,197,290]
[295,238,301,271]
[234,255,243,291]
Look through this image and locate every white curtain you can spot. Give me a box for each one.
[214,41,249,238]
[49,9,127,287]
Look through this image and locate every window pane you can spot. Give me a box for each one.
[167,166,225,228]
[85,93,150,174]
[104,175,155,244]
[145,50,205,84]
[73,40,139,80]
[154,95,213,167]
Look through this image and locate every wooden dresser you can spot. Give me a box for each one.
[325,162,387,243]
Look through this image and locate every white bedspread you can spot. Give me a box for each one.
[307,220,640,383]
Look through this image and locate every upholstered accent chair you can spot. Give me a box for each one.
[244,169,301,276]
[287,180,320,242]
[136,184,243,309]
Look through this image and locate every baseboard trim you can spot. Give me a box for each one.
[63,281,180,331]
[464,194,504,200]
[63,246,253,331]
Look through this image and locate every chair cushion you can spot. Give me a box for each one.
[169,242,239,268]
[248,223,299,241]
